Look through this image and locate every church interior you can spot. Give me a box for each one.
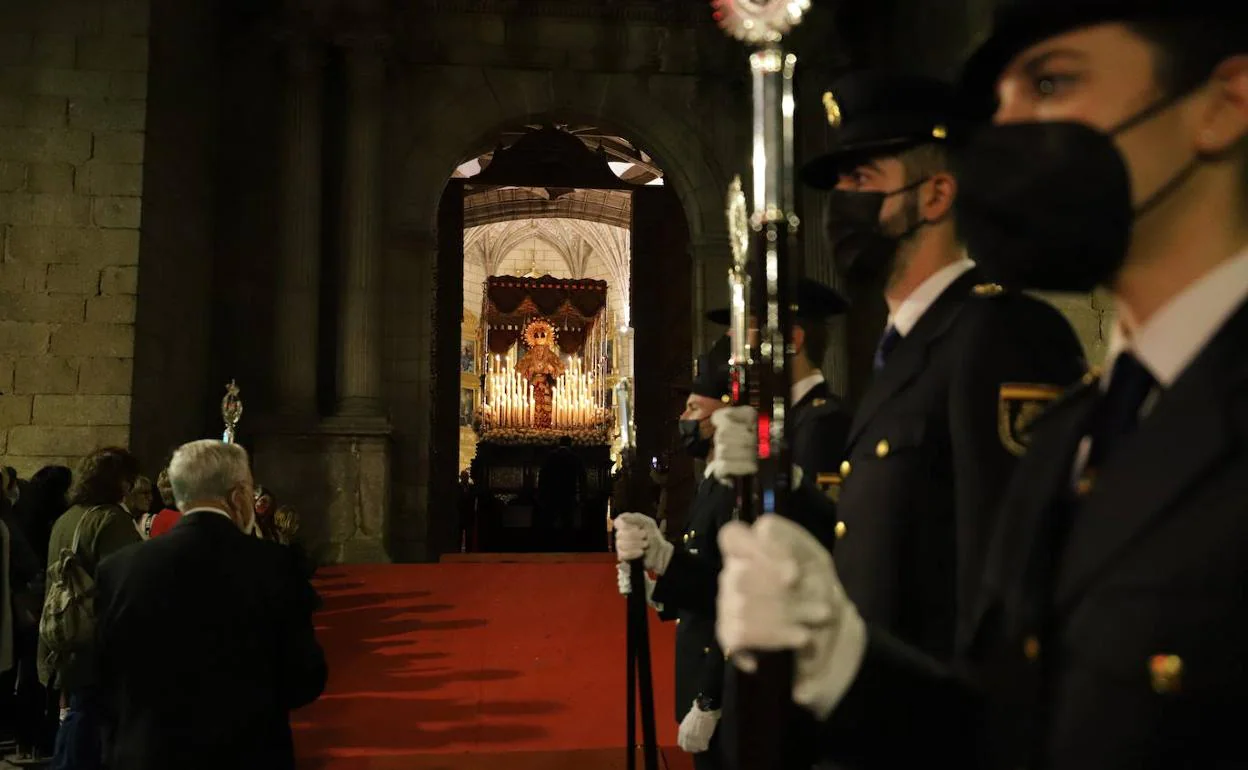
[0,0,1120,767]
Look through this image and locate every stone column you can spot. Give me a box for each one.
[273,34,324,418]
[335,41,386,419]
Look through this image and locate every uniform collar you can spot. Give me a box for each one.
[1102,243,1248,390]
[887,256,975,337]
[791,372,825,405]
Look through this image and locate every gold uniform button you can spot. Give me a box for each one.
[702,646,710,655]
[1023,636,1041,661]
[834,521,847,539]
[875,439,890,458]
[682,533,690,543]
[1150,654,1183,694]
[839,460,851,477]
[675,619,681,625]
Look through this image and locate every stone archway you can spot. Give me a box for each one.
[381,71,734,560]
[387,69,735,242]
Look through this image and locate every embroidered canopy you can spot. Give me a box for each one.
[483,275,609,355]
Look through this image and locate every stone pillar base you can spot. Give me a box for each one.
[252,424,392,565]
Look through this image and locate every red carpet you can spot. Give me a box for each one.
[294,557,691,769]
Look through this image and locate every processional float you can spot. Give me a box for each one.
[713,2,810,770]
[477,276,613,445]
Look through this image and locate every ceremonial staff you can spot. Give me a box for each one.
[712,2,809,769]
[221,380,243,444]
[615,378,658,770]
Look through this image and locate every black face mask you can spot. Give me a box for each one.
[824,181,927,288]
[678,418,711,459]
[954,93,1201,293]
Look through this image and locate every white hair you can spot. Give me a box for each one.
[168,440,251,511]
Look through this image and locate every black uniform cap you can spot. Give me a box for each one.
[800,72,972,190]
[684,334,732,401]
[961,1,1248,115]
[705,278,849,327]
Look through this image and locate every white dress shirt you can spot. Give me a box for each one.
[1073,243,1248,478]
[1102,243,1248,392]
[886,257,976,336]
[792,372,826,405]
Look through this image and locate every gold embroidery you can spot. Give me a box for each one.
[998,382,1064,456]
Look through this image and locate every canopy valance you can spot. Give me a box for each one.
[483,275,609,355]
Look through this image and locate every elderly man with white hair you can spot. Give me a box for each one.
[94,440,327,770]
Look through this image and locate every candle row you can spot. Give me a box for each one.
[483,370,534,428]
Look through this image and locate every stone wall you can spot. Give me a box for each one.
[0,0,149,475]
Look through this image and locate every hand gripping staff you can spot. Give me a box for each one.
[711,2,811,769]
[616,378,658,770]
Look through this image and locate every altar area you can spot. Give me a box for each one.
[465,274,623,552]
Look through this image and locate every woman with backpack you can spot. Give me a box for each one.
[39,447,142,770]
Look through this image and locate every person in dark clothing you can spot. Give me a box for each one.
[715,5,1248,770]
[705,277,853,484]
[95,439,327,770]
[9,464,71,760]
[457,470,476,552]
[0,487,48,764]
[16,465,72,565]
[43,448,143,770]
[615,336,842,770]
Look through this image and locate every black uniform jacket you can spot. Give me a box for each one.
[652,475,736,723]
[95,511,327,770]
[789,379,851,481]
[818,298,1248,770]
[833,268,1086,658]
[652,474,842,725]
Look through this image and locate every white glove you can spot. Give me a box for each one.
[615,561,663,610]
[716,514,867,720]
[707,406,759,485]
[613,512,675,575]
[677,699,721,753]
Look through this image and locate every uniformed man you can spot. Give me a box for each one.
[616,336,841,768]
[714,4,1248,769]
[787,71,1086,660]
[706,277,852,489]
[616,338,739,769]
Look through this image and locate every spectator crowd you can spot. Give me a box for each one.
[0,442,325,769]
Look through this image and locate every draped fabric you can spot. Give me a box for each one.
[487,328,523,355]
[483,275,608,356]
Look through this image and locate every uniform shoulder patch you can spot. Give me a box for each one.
[998,382,1065,456]
[815,473,842,503]
[972,282,1005,297]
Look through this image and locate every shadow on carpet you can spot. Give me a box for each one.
[294,562,678,769]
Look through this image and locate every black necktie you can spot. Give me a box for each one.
[1086,350,1157,471]
[873,325,901,373]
